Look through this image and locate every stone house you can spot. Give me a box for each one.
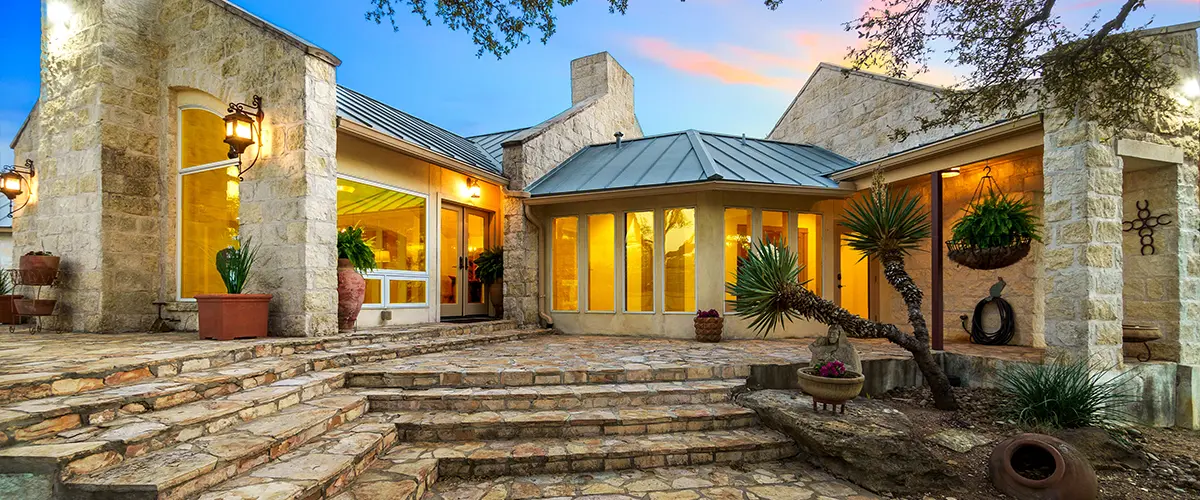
[6,1,1200,426]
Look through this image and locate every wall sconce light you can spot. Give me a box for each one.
[224,95,264,180]
[467,178,482,199]
[0,159,35,217]
[941,167,961,178]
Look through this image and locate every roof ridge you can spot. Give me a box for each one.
[466,126,532,140]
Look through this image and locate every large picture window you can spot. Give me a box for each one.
[663,208,695,312]
[587,214,615,311]
[723,208,752,311]
[625,211,655,312]
[552,216,579,311]
[336,176,429,306]
[179,107,240,299]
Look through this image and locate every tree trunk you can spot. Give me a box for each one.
[880,254,958,411]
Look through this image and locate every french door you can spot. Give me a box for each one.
[440,204,490,318]
[836,225,874,321]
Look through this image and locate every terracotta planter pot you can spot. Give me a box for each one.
[694,317,724,342]
[0,295,24,324]
[19,255,60,286]
[196,294,271,341]
[989,433,1097,500]
[796,369,864,404]
[14,298,57,317]
[337,259,366,332]
[488,278,504,318]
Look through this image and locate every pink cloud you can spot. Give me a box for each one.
[629,37,801,90]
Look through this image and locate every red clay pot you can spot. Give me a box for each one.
[337,258,366,332]
[196,294,272,341]
[19,255,60,286]
[989,433,1097,500]
[13,298,55,317]
[0,295,24,324]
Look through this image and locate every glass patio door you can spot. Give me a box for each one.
[836,226,872,320]
[440,204,489,318]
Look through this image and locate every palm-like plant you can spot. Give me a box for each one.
[215,237,259,294]
[728,175,959,410]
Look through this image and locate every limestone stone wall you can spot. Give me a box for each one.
[14,0,339,335]
[501,52,642,325]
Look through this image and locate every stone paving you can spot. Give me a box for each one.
[423,460,878,499]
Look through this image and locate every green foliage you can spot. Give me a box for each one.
[726,241,806,336]
[841,188,931,262]
[0,271,11,295]
[337,225,377,275]
[215,237,259,294]
[950,190,1042,249]
[474,247,504,285]
[997,359,1136,430]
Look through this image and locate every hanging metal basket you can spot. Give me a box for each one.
[947,238,1032,270]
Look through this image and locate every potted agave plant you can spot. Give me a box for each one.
[0,272,22,324]
[337,225,376,332]
[474,247,503,318]
[694,309,723,343]
[797,360,865,414]
[196,237,270,340]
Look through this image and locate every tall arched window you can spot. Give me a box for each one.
[178,105,241,299]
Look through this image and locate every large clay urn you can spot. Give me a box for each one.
[989,433,1097,500]
[337,258,366,332]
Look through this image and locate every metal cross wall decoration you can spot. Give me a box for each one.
[1122,200,1171,256]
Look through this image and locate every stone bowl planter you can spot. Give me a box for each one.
[797,368,864,407]
[694,317,723,343]
[989,433,1097,500]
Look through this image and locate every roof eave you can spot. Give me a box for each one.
[337,117,510,187]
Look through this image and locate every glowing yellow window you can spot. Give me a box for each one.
[364,278,383,305]
[797,213,823,295]
[552,217,579,311]
[663,208,695,312]
[336,178,426,272]
[723,208,752,311]
[587,214,615,311]
[179,108,240,298]
[762,210,787,248]
[625,211,655,312]
[389,280,426,305]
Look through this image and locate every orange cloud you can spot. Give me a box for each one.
[630,37,801,90]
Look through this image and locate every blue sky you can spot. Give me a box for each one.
[1,0,1198,166]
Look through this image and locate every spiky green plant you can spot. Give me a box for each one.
[0,270,12,295]
[337,225,377,275]
[950,190,1042,250]
[474,247,504,285]
[215,237,259,294]
[841,187,931,261]
[998,359,1136,430]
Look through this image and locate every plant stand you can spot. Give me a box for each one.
[811,396,847,414]
[6,269,63,334]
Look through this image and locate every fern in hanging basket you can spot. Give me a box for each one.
[947,188,1043,270]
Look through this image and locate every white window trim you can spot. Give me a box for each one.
[176,106,240,301]
[337,174,432,308]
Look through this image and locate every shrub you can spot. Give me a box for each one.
[337,225,376,275]
[949,191,1042,250]
[696,309,720,318]
[474,247,503,284]
[997,359,1136,430]
[215,237,259,294]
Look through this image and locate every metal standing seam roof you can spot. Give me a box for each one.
[467,127,529,165]
[336,85,502,175]
[526,130,855,196]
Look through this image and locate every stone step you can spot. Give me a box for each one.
[197,418,397,500]
[388,403,759,441]
[380,428,797,480]
[361,380,743,411]
[61,393,368,500]
[0,328,548,448]
[347,361,747,389]
[0,319,517,406]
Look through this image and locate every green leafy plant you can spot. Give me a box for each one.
[0,271,12,295]
[842,187,931,261]
[997,359,1136,430]
[24,251,52,256]
[474,247,503,285]
[950,191,1042,250]
[337,225,377,275]
[215,237,259,294]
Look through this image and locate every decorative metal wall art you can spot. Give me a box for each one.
[1122,200,1171,255]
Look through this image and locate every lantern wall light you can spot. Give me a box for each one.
[467,178,482,199]
[223,95,265,180]
[0,159,35,217]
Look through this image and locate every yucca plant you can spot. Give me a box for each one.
[728,171,959,410]
[337,225,377,275]
[950,190,1042,250]
[997,359,1136,430]
[215,237,259,294]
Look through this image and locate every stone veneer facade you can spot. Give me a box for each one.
[11,0,340,335]
[500,53,642,325]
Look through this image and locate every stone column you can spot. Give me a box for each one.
[1041,112,1125,367]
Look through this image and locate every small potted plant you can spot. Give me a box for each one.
[337,225,376,332]
[694,309,723,343]
[0,272,22,324]
[797,360,865,413]
[19,250,59,286]
[474,247,503,318]
[196,237,271,340]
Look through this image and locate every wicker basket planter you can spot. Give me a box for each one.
[797,368,864,406]
[694,317,724,343]
[947,239,1031,270]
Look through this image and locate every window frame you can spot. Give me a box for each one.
[549,214,581,313]
[337,174,431,309]
[623,209,656,314]
[584,212,617,314]
[661,206,698,315]
[176,105,243,301]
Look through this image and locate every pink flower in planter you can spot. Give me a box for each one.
[818,360,846,378]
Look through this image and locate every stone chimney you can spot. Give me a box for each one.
[570,52,635,106]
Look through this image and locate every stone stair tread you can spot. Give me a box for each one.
[361,379,742,400]
[389,403,755,428]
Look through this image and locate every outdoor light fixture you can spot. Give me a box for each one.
[941,167,961,178]
[0,159,35,217]
[223,95,265,180]
[467,178,482,199]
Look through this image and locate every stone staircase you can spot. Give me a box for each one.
[0,321,550,499]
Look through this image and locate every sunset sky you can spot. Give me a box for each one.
[1,0,1198,166]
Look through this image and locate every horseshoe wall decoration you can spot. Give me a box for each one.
[1122,200,1171,256]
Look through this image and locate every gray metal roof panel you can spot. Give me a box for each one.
[527,130,851,196]
[467,127,528,166]
[336,86,501,175]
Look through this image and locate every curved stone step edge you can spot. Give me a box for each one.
[302,329,553,369]
[0,319,516,405]
[360,380,743,412]
[61,394,369,500]
[346,362,751,389]
[196,418,397,500]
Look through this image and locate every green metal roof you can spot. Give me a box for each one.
[526,130,853,196]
